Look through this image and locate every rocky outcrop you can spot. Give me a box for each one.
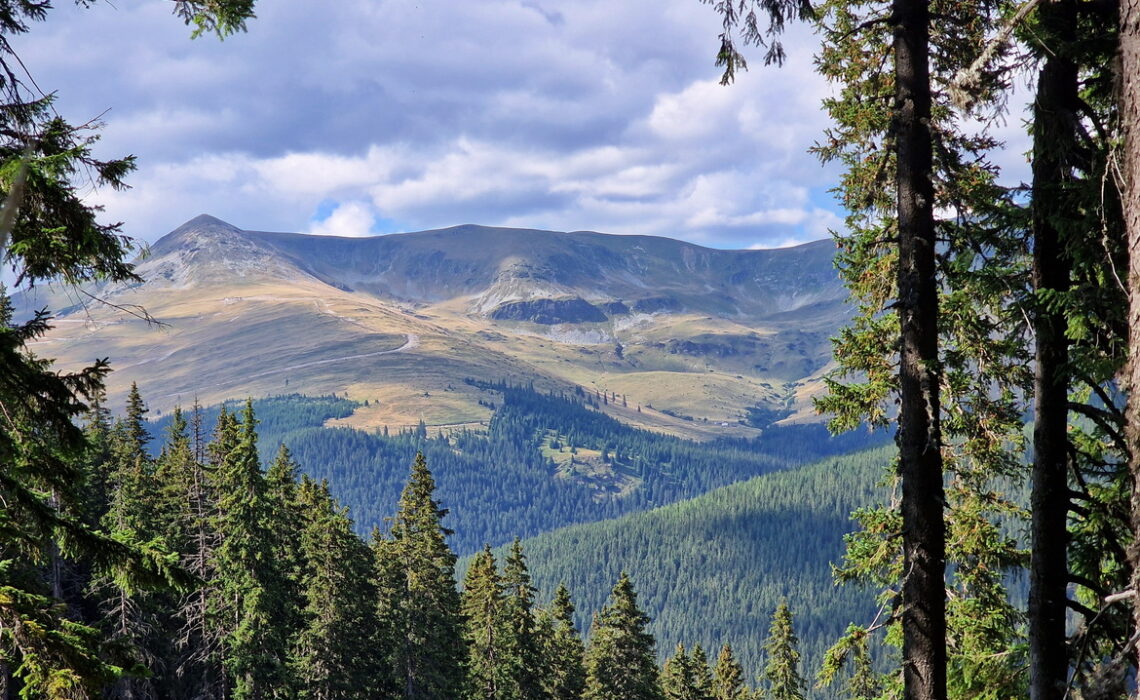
[489,298,608,325]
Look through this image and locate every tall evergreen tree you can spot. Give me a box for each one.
[462,547,507,700]
[177,400,226,700]
[370,530,403,700]
[501,538,545,700]
[105,383,154,537]
[387,452,465,699]
[213,399,294,699]
[535,584,586,700]
[583,573,662,700]
[711,644,750,700]
[661,643,708,700]
[292,477,378,700]
[93,384,165,700]
[151,406,200,698]
[0,0,254,689]
[689,645,712,700]
[762,603,804,700]
[809,1,1027,698]
[265,444,308,671]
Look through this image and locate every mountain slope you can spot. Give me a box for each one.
[23,215,848,437]
[148,389,888,554]
[475,445,893,684]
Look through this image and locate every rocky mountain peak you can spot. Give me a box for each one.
[139,215,305,287]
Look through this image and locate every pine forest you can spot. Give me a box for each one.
[5,0,1140,699]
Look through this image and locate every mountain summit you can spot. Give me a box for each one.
[35,216,848,436]
[142,216,845,324]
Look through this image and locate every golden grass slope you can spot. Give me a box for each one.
[23,217,847,440]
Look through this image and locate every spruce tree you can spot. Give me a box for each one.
[151,406,199,697]
[762,603,804,700]
[265,444,308,670]
[809,2,1032,699]
[370,530,403,699]
[387,452,464,699]
[213,399,294,699]
[583,572,662,700]
[711,644,750,700]
[0,0,255,691]
[462,546,507,700]
[690,645,712,699]
[178,400,226,700]
[81,387,114,524]
[292,477,378,700]
[501,538,545,700]
[93,384,164,700]
[535,584,586,700]
[661,643,706,700]
[105,383,155,537]
[154,408,192,533]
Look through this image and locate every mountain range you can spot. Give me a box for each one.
[22,214,848,437]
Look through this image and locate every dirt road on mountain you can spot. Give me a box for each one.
[159,333,420,400]
[244,333,420,380]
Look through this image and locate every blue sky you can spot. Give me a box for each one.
[13,0,1028,251]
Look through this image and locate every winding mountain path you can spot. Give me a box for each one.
[159,333,420,400]
[244,333,420,380]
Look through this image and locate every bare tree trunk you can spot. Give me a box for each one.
[1122,0,1140,685]
[1029,3,1077,698]
[893,1,946,699]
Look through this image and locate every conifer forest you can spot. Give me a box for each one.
[5,0,1140,699]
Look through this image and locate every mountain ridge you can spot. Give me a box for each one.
[24,215,849,437]
[144,215,843,323]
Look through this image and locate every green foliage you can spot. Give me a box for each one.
[385,452,465,698]
[661,643,711,700]
[536,584,586,700]
[213,400,294,698]
[762,603,805,700]
[698,0,814,81]
[462,547,508,700]
[584,573,663,700]
[476,447,890,678]
[0,0,256,691]
[711,644,752,700]
[292,477,378,699]
[500,539,545,700]
[151,387,888,555]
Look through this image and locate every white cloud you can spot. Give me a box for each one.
[26,0,1026,252]
[307,201,379,238]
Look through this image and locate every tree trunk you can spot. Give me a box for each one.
[1029,4,1077,698]
[1122,0,1140,684]
[892,1,946,700]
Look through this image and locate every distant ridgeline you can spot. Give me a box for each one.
[148,384,890,554]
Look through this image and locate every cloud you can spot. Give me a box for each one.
[21,0,1030,252]
[307,201,380,238]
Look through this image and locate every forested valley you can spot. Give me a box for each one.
[145,385,885,553]
[3,382,841,699]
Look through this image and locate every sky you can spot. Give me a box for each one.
[12,0,1029,252]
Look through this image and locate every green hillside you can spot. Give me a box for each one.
[150,389,888,554]
[479,446,894,685]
